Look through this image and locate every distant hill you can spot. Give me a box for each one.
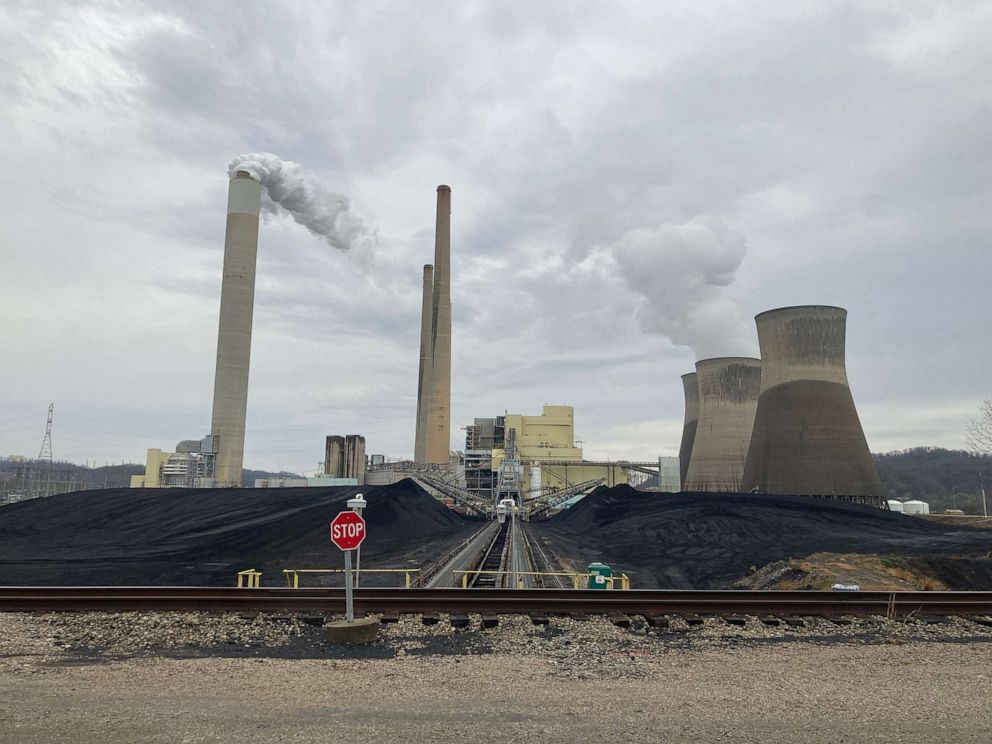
[1,457,302,500]
[874,448,992,514]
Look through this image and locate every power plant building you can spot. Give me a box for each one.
[741,305,884,504]
[413,186,453,465]
[208,170,263,487]
[683,357,762,492]
[325,434,366,485]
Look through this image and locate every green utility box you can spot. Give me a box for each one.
[587,562,612,590]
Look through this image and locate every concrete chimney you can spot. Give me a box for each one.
[684,357,762,492]
[678,372,699,490]
[413,264,434,463]
[417,185,452,465]
[741,306,884,503]
[209,170,262,487]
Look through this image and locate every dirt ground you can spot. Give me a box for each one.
[3,643,991,743]
[2,612,992,743]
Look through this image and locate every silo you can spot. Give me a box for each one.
[683,357,762,492]
[740,305,884,503]
[678,372,699,490]
[209,170,262,487]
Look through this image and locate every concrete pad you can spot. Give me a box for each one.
[323,617,379,644]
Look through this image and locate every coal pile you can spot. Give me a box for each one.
[0,479,480,586]
[532,487,992,589]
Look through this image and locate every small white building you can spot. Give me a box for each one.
[902,499,931,516]
[887,500,904,513]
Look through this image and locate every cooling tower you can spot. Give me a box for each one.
[414,186,452,465]
[678,372,699,489]
[741,306,884,503]
[683,357,761,492]
[413,264,434,463]
[209,170,262,487]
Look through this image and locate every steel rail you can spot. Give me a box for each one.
[1,587,992,617]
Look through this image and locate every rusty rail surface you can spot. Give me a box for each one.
[1,587,991,618]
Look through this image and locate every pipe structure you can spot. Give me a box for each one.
[678,372,699,490]
[683,357,762,493]
[209,170,262,486]
[419,185,452,465]
[741,306,884,503]
[413,264,434,463]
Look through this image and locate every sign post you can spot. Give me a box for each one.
[330,510,367,623]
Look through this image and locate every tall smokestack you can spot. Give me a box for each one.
[209,170,262,486]
[678,372,699,490]
[421,185,452,465]
[684,357,761,492]
[741,306,884,503]
[413,264,434,463]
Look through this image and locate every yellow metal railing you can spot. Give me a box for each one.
[453,570,631,590]
[282,568,421,589]
[236,569,262,588]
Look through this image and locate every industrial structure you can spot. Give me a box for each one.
[324,435,366,485]
[741,305,884,504]
[413,186,453,465]
[209,170,263,486]
[683,357,762,492]
[462,405,666,504]
[130,437,217,488]
[678,373,698,490]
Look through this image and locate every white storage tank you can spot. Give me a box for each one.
[887,500,904,513]
[902,499,931,516]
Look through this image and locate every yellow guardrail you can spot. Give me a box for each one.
[236,569,262,588]
[282,568,421,589]
[453,570,631,590]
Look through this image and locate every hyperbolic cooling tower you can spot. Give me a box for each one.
[209,170,262,486]
[678,372,699,489]
[413,185,452,464]
[683,357,762,492]
[741,306,884,503]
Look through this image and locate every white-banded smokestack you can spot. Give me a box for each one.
[209,170,262,486]
[413,264,434,463]
[741,306,884,503]
[684,357,761,492]
[421,185,452,464]
[678,372,699,490]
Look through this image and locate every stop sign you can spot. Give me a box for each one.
[330,510,366,551]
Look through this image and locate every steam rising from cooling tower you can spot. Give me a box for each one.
[611,217,753,358]
[414,186,452,464]
[678,372,699,489]
[228,153,376,262]
[683,357,761,492]
[741,306,884,504]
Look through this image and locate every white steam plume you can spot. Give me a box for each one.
[228,152,376,263]
[610,216,755,360]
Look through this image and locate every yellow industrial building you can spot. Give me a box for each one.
[488,405,631,494]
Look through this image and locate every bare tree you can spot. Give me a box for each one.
[966,399,992,453]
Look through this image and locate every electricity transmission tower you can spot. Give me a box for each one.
[36,403,54,498]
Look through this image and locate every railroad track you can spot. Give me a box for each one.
[2,587,992,619]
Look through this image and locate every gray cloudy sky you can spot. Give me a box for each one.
[1,1,990,473]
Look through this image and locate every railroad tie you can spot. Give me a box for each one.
[645,615,669,629]
[680,613,704,626]
[610,614,631,628]
[529,614,549,626]
[481,615,499,629]
[760,616,781,627]
[449,614,470,629]
[421,614,440,626]
[723,616,747,627]
[380,614,400,624]
[782,616,805,628]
